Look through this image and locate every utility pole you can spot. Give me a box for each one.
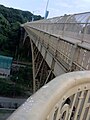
[44,0,49,19]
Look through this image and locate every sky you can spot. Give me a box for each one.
[0,0,90,18]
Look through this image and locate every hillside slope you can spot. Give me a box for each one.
[0,4,42,57]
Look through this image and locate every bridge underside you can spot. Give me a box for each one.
[23,35,57,93]
[30,40,55,92]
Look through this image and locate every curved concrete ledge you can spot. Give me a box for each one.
[7,71,90,120]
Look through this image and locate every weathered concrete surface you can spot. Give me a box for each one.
[7,71,90,120]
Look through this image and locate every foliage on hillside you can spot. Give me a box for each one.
[0,66,33,97]
[0,4,43,57]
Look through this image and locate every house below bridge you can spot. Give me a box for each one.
[0,55,13,77]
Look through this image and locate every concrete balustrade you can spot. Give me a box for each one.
[7,71,90,120]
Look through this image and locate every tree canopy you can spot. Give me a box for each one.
[0,4,43,57]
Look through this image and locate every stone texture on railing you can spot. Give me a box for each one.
[7,71,90,120]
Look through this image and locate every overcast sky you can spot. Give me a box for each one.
[0,0,90,18]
